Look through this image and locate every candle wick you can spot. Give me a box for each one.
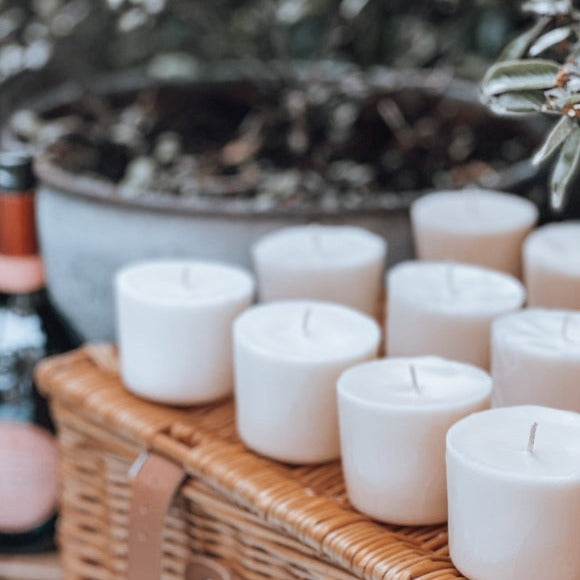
[181,267,192,289]
[409,364,421,394]
[527,421,538,454]
[466,190,480,215]
[302,308,312,337]
[312,233,322,250]
[446,263,458,294]
[562,315,573,343]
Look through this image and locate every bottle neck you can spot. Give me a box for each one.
[0,189,39,257]
[0,188,44,294]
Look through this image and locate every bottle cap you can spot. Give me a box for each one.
[0,152,35,192]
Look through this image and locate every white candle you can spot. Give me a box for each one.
[233,300,380,464]
[447,405,580,580]
[524,221,580,309]
[251,224,387,316]
[411,189,538,278]
[337,356,491,525]
[491,309,580,412]
[387,261,526,369]
[116,259,254,405]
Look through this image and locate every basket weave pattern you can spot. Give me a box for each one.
[37,345,463,579]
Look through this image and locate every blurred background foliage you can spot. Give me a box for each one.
[0,0,532,103]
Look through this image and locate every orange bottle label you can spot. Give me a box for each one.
[0,191,38,256]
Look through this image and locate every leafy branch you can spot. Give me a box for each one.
[480,0,580,212]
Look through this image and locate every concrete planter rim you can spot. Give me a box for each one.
[25,63,542,219]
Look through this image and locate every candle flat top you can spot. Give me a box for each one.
[252,224,386,269]
[116,260,255,305]
[388,261,525,314]
[234,300,380,362]
[411,189,538,234]
[447,405,580,480]
[338,356,491,409]
[493,308,580,359]
[524,222,580,274]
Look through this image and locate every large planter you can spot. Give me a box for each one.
[10,64,543,341]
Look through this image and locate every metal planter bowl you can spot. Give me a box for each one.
[16,65,542,341]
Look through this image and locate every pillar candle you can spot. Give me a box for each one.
[491,309,580,412]
[411,189,537,278]
[447,405,580,580]
[337,356,491,525]
[251,224,387,316]
[116,259,254,405]
[233,300,380,463]
[523,221,580,309]
[387,261,525,369]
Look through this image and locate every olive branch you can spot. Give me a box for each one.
[481,0,580,212]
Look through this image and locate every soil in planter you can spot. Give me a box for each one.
[11,76,541,210]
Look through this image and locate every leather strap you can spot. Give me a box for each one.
[186,555,233,580]
[127,452,233,580]
[127,452,186,580]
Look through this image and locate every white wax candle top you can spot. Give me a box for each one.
[388,261,525,314]
[116,260,254,305]
[412,189,538,233]
[448,405,580,479]
[234,300,380,362]
[493,309,580,359]
[338,356,491,409]
[525,222,580,274]
[252,224,386,268]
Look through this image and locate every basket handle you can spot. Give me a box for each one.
[128,451,233,580]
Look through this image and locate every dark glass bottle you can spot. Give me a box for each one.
[0,151,80,553]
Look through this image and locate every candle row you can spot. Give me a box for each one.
[412,188,580,309]
[113,198,580,580]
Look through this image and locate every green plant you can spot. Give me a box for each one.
[481,0,580,211]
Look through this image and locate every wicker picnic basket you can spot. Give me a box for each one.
[36,344,463,580]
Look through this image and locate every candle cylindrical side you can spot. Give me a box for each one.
[523,221,580,309]
[252,225,387,316]
[492,309,580,412]
[233,300,381,464]
[386,261,526,369]
[116,260,254,405]
[338,356,491,525]
[446,405,580,580]
[411,189,538,278]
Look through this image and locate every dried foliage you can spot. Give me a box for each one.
[481,0,580,211]
[0,0,526,86]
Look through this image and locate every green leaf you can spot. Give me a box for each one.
[481,59,560,97]
[488,91,546,116]
[533,115,575,165]
[529,26,573,56]
[550,126,580,211]
[498,18,550,61]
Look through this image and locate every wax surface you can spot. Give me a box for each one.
[389,261,525,313]
[411,189,537,277]
[236,300,380,362]
[449,406,580,477]
[252,224,386,315]
[253,224,385,268]
[492,309,580,411]
[119,260,254,304]
[234,300,380,464]
[338,356,491,525]
[339,356,491,408]
[524,221,580,309]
